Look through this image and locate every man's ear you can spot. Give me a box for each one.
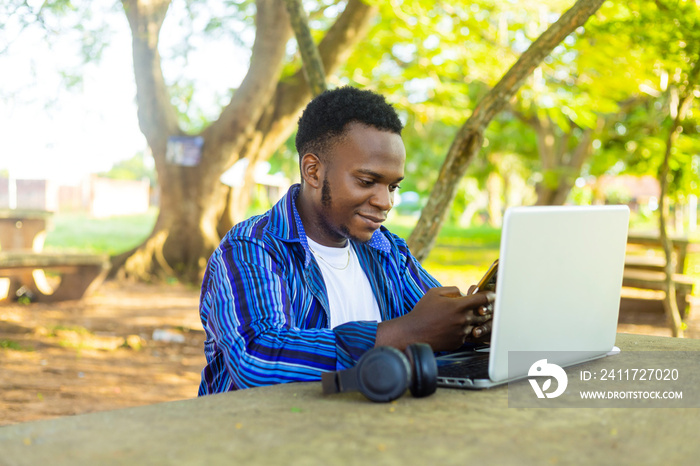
[300,153,323,189]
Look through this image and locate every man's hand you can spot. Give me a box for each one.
[376,286,495,352]
[466,284,493,343]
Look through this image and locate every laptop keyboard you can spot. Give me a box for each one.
[437,354,490,379]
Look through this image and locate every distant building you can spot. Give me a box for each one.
[0,176,150,217]
[0,178,60,211]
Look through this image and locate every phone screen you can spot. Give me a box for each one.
[474,259,498,293]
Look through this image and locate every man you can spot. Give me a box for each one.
[199,86,493,395]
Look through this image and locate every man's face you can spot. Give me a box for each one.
[310,122,406,246]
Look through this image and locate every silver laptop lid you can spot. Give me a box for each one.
[488,205,630,382]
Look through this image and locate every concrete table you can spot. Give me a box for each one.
[0,209,52,252]
[0,210,108,303]
[1,333,699,465]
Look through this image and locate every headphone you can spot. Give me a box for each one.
[321,343,437,402]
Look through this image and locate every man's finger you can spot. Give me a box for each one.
[472,320,493,338]
[466,313,492,325]
[438,286,463,298]
[457,292,495,315]
[478,301,495,316]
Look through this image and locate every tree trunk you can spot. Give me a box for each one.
[115,0,376,283]
[658,63,699,336]
[658,122,683,338]
[407,0,606,261]
[532,116,598,206]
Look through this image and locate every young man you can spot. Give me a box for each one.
[199,86,493,395]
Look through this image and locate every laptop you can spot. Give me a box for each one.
[437,205,630,389]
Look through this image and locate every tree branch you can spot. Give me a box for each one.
[122,0,180,164]
[284,0,327,97]
[205,0,293,166]
[246,0,377,160]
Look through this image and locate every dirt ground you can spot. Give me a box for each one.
[0,281,204,426]
[1,280,698,427]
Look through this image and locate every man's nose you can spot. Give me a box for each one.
[371,186,393,210]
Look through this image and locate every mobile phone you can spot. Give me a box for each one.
[473,259,498,294]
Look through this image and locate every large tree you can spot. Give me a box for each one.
[115,0,377,283]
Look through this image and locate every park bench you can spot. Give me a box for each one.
[623,234,697,316]
[0,252,110,303]
[0,209,110,303]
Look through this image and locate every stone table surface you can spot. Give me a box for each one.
[1,333,699,465]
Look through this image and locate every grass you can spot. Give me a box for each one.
[39,208,699,293]
[41,209,500,290]
[386,213,700,293]
[43,208,157,255]
[44,324,93,337]
[38,324,126,351]
[1,339,33,351]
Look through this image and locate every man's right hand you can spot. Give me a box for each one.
[375,286,495,352]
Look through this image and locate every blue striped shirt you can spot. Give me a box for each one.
[198,184,440,394]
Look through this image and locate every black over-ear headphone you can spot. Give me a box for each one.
[321,343,437,402]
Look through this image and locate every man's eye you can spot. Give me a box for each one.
[389,185,401,192]
[359,179,374,186]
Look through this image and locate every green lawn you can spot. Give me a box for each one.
[41,209,698,294]
[385,217,500,290]
[386,214,700,293]
[43,209,158,256]
[41,210,499,289]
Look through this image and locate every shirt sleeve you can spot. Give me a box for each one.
[392,233,443,314]
[200,238,376,391]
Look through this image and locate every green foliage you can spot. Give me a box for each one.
[344,1,538,124]
[98,152,157,186]
[582,0,700,198]
[267,132,301,184]
[318,1,559,204]
[9,0,700,228]
[400,117,458,195]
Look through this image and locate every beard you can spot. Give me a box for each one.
[319,177,367,244]
[321,177,332,208]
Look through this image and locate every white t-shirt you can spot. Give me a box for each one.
[306,237,382,329]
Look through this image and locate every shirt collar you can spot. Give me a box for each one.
[267,184,392,263]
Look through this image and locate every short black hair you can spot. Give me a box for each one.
[295,86,403,161]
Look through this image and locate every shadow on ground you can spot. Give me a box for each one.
[0,280,697,426]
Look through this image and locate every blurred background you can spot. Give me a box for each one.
[1,0,700,425]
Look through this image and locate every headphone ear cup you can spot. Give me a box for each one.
[405,343,438,398]
[355,346,411,402]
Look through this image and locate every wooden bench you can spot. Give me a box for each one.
[0,252,110,303]
[623,234,696,316]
